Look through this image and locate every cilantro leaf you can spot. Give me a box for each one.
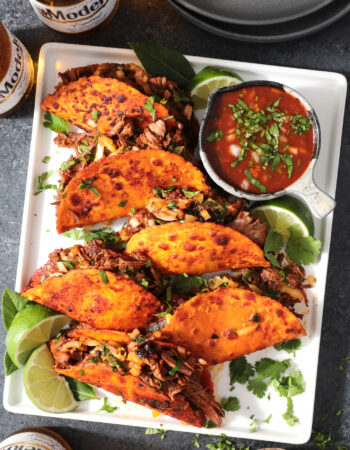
[255,358,290,379]
[247,377,268,398]
[206,129,223,142]
[92,110,99,122]
[203,420,218,429]
[62,228,85,240]
[98,397,117,413]
[206,434,237,450]
[263,413,272,424]
[98,271,109,285]
[286,225,321,265]
[144,95,156,121]
[244,170,267,193]
[60,158,81,171]
[229,357,254,385]
[42,156,51,163]
[220,396,240,412]
[57,260,75,270]
[282,396,299,426]
[249,416,258,433]
[168,358,182,375]
[264,229,284,267]
[182,188,200,199]
[43,112,69,133]
[270,369,305,398]
[78,179,100,196]
[145,428,167,439]
[312,430,333,450]
[274,339,301,357]
[84,227,117,245]
[173,274,207,294]
[35,170,57,195]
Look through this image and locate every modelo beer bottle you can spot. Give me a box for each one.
[28,0,120,34]
[0,427,72,450]
[0,22,34,117]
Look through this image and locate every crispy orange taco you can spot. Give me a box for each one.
[56,149,209,233]
[126,221,270,275]
[41,75,178,135]
[49,324,224,427]
[22,268,161,331]
[162,287,306,364]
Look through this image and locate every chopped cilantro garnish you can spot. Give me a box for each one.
[263,413,272,424]
[168,358,182,375]
[42,156,51,163]
[98,397,117,413]
[220,396,240,412]
[244,170,267,193]
[145,428,168,439]
[118,200,127,207]
[274,339,301,357]
[167,201,177,210]
[282,396,299,426]
[60,158,81,171]
[206,129,224,143]
[247,377,268,398]
[78,179,100,196]
[290,113,312,135]
[182,188,200,199]
[35,170,57,195]
[229,357,254,385]
[144,95,157,121]
[92,110,100,122]
[270,369,305,398]
[312,429,333,449]
[98,271,109,285]
[57,259,75,270]
[173,274,207,294]
[129,207,136,215]
[249,415,258,433]
[84,227,117,245]
[141,279,149,288]
[192,434,200,448]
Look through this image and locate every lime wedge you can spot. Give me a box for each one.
[187,66,243,109]
[250,195,315,240]
[24,343,78,413]
[6,304,70,368]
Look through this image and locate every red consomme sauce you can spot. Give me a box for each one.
[204,85,316,194]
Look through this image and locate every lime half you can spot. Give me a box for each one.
[187,66,243,109]
[6,304,70,368]
[24,343,78,413]
[250,196,315,240]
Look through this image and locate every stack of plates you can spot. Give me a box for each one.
[167,0,350,42]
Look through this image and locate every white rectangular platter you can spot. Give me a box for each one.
[3,42,347,444]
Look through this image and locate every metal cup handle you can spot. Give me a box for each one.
[286,164,335,219]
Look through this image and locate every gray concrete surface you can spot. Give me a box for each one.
[0,1,349,448]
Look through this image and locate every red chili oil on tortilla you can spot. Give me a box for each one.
[204,85,316,194]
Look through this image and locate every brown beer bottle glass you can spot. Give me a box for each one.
[0,22,34,117]
[28,0,120,34]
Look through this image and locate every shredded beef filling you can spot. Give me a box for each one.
[50,328,224,426]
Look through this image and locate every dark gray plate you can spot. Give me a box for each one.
[176,0,333,25]
[167,0,350,43]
